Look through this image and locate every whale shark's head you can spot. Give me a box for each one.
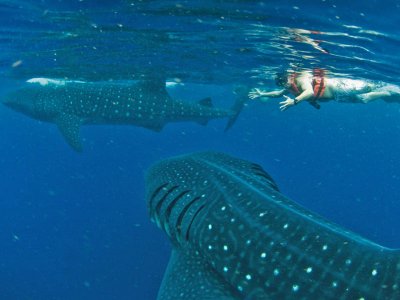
[2,87,37,117]
[2,82,59,121]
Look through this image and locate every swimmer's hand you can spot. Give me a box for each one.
[279,95,296,111]
[248,88,265,100]
[249,88,287,101]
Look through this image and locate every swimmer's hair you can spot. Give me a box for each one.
[275,71,289,87]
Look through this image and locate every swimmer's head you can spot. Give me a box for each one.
[275,71,289,87]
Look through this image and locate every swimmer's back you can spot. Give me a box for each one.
[325,78,374,100]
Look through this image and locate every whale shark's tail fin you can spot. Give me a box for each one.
[224,85,248,132]
[196,97,213,126]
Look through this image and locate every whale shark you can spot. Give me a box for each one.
[2,78,243,152]
[145,151,400,299]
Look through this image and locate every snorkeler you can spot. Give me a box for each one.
[249,69,400,111]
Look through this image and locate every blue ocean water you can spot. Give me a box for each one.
[1,1,400,299]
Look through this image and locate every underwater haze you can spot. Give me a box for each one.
[1,1,400,299]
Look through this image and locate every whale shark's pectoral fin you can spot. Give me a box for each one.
[55,113,83,152]
[158,249,239,300]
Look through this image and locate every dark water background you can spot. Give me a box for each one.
[1,1,400,299]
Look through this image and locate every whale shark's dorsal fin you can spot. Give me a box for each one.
[137,78,167,95]
[158,249,239,300]
[195,98,214,126]
[198,97,213,107]
[55,113,83,152]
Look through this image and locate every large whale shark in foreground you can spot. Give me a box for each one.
[146,151,400,299]
[2,78,243,152]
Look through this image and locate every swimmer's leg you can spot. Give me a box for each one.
[356,83,400,103]
[356,91,392,103]
[382,85,400,103]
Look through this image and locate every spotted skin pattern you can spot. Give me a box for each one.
[2,79,238,151]
[146,151,400,300]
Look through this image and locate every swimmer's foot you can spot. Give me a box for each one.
[357,91,391,103]
[357,94,371,104]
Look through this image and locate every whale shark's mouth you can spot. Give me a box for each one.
[1,89,36,118]
[1,95,14,107]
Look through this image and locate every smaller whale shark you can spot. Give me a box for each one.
[2,78,243,151]
[146,151,400,300]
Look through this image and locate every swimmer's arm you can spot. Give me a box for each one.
[279,84,314,111]
[249,88,286,101]
[294,88,314,103]
[295,79,315,102]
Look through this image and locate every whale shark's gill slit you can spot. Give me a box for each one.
[176,196,201,238]
[149,182,169,208]
[155,185,179,218]
[185,204,206,241]
[165,190,191,224]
